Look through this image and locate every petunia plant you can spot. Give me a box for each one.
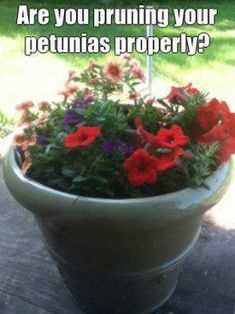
[13,55,235,198]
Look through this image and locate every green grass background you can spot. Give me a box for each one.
[0,0,235,123]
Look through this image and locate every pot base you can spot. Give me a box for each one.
[58,264,180,314]
[141,281,177,314]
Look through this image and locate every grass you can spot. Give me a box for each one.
[0,0,235,121]
[0,112,14,138]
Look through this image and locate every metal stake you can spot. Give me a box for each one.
[146,7,154,95]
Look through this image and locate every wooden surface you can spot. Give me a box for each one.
[0,165,234,314]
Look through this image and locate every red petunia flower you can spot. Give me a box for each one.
[220,101,231,123]
[165,83,200,103]
[135,118,158,146]
[223,112,235,138]
[124,149,159,186]
[65,126,101,148]
[197,98,230,132]
[156,125,189,149]
[135,119,188,150]
[197,98,220,131]
[157,147,189,171]
[165,87,183,102]
[184,83,200,96]
[201,125,235,163]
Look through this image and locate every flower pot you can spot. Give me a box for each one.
[4,148,232,314]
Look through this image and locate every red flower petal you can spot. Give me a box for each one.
[165,83,200,103]
[156,125,189,149]
[223,112,235,138]
[165,87,183,102]
[65,133,80,148]
[197,98,220,132]
[158,147,186,171]
[65,126,101,149]
[124,149,159,186]
[135,118,158,146]
[184,83,200,96]
[201,125,235,163]
[197,98,231,133]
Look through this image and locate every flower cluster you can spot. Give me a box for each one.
[13,56,235,198]
[196,98,235,162]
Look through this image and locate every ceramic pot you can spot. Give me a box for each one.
[3,148,232,314]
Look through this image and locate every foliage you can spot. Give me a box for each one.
[180,143,219,188]
[0,112,14,139]
[12,57,235,198]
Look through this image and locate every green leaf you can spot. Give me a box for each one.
[73,176,89,183]
[62,167,76,178]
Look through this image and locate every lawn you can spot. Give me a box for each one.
[0,0,235,123]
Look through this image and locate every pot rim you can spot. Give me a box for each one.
[3,146,233,224]
[4,146,231,204]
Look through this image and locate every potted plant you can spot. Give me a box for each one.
[3,56,234,314]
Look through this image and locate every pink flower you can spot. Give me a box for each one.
[87,60,95,72]
[122,53,132,62]
[145,98,154,106]
[22,151,32,175]
[13,133,37,151]
[129,59,140,68]
[60,82,78,98]
[18,119,31,129]
[68,70,76,81]
[16,101,34,111]
[89,78,99,85]
[80,88,94,101]
[130,65,145,82]
[38,101,49,110]
[103,62,124,82]
[17,111,31,128]
[129,92,141,101]
[13,132,26,146]
[34,115,48,126]
[21,135,37,150]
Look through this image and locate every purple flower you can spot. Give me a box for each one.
[72,97,93,109]
[120,143,135,155]
[103,141,116,154]
[37,135,48,145]
[64,97,93,125]
[63,110,83,125]
[103,140,135,155]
